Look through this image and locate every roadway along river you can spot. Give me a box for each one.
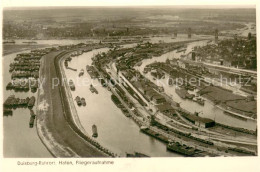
[62,47,182,157]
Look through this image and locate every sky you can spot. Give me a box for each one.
[1,0,258,8]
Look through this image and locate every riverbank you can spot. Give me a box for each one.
[3,44,50,56]
[36,49,110,157]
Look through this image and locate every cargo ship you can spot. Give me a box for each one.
[89,84,98,94]
[75,96,82,106]
[69,80,75,91]
[92,124,98,137]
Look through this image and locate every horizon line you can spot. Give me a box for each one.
[3,5,256,10]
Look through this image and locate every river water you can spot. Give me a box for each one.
[2,52,52,157]
[62,48,182,157]
[134,41,257,131]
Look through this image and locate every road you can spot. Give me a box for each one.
[36,50,108,157]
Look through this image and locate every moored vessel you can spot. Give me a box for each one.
[92,124,98,138]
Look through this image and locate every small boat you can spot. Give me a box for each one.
[75,96,82,106]
[92,124,98,137]
[69,80,75,91]
[81,98,86,106]
[78,69,84,77]
[90,84,98,94]
[29,116,35,128]
[28,96,36,109]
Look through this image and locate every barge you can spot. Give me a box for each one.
[90,84,98,94]
[126,152,150,157]
[29,115,35,128]
[92,124,98,138]
[75,96,82,106]
[28,96,36,109]
[167,141,201,157]
[69,80,75,91]
[3,108,13,116]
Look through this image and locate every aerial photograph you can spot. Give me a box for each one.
[2,6,257,158]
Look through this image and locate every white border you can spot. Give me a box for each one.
[0,0,259,172]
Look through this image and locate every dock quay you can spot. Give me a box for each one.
[34,47,116,157]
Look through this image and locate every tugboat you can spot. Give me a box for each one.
[78,69,84,77]
[92,124,98,138]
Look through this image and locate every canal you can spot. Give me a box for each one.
[62,48,182,157]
